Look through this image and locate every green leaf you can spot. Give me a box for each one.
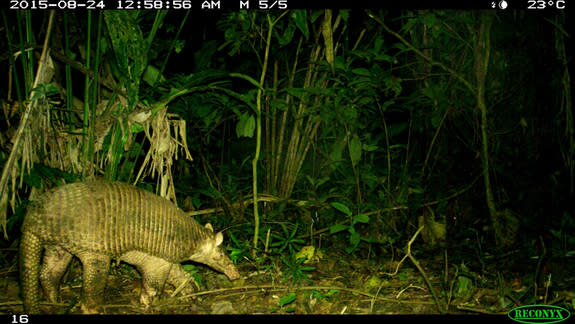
[351,68,371,77]
[326,289,340,297]
[349,134,362,168]
[30,83,59,100]
[182,264,197,272]
[362,144,379,152]
[349,230,361,247]
[373,37,384,53]
[130,122,144,133]
[329,224,348,234]
[142,65,165,86]
[330,202,352,216]
[380,100,395,112]
[301,266,316,271]
[229,73,262,89]
[43,83,60,96]
[236,112,255,138]
[278,22,296,47]
[328,138,346,166]
[291,10,309,39]
[384,76,402,97]
[280,293,297,307]
[411,187,424,194]
[353,213,370,224]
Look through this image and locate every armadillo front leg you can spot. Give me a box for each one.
[121,251,196,307]
[165,263,198,297]
[76,252,111,314]
[40,245,73,303]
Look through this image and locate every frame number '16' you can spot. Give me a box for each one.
[12,315,29,323]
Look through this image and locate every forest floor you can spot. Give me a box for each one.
[1,242,574,315]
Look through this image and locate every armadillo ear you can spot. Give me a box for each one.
[215,232,223,246]
[205,223,214,232]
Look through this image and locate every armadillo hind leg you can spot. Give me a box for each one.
[76,252,111,314]
[40,245,73,303]
[20,231,43,314]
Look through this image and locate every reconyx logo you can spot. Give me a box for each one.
[508,305,571,324]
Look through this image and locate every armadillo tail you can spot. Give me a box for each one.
[20,231,42,314]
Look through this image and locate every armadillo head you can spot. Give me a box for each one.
[189,223,240,280]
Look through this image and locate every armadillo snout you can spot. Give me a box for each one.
[225,266,240,280]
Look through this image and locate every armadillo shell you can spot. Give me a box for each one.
[23,181,208,263]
